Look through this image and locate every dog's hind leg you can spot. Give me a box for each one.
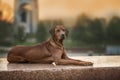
[7,54,27,63]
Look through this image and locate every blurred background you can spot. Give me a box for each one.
[0,0,120,57]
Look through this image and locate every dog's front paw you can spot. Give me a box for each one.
[82,62,93,66]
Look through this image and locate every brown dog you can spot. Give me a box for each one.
[7,25,93,66]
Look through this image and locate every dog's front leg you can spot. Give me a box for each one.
[62,50,93,65]
[54,59,93,66]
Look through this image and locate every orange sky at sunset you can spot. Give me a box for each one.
[2,0,120,20]
[39,0,120,19]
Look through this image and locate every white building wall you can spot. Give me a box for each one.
[106,46,120,54]
[14,0,38,34]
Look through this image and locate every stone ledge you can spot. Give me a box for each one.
[0,67,120,80]
[0,56,120,80]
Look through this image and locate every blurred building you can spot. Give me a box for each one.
[106,46,120,55]
[14,0,38,35]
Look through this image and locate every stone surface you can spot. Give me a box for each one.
[0,56,120,80]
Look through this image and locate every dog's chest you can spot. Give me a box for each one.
[51,48,64,58]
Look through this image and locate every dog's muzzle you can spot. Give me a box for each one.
[60,31,66,40]
[61,34,65,39]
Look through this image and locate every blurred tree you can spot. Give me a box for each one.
[71,14,93,44]
[53,19,64,26]
[36,21,47,43]
[14,25,26,43]
[43,19,64,30]
[0,20,13,46]
[71,14,106,47]
[86,18,105,47]
[106,16,120,45]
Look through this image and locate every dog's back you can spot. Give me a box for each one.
[7,42,49,63]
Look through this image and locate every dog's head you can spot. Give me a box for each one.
[49,25,69,41]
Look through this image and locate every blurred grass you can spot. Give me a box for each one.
[12,39,102,48]
[12,39,84,48]
[13,41,37,46]
[64,39,83,48]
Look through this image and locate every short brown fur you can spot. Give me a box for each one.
[7,25,93,66]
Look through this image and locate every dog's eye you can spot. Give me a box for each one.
[57,30,60,32]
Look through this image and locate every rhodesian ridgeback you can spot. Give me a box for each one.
[7,25,93,66]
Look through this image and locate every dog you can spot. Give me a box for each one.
[7,25,93,66]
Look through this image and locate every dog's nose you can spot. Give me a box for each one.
[61,34,65,39]
[62,34,64,36]
[62,34,65,37]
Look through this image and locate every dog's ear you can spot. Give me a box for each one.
[49,27,55,36]
[65,29,69,37]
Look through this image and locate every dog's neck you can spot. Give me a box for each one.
[49,37,64,49]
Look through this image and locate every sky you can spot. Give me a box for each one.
[39,0,120,19]
[2,0,120,20]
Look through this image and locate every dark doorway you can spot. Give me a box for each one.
[20,11,27,22]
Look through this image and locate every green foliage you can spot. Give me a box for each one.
[0,20,13,46]
[86,18,105,46]
[1,15,120,48]
[71,14,90,43]
[106,16,120,45]
[14,26,26,43]
[71,14,105,47]
[53,19,64,25]
[36,21,47,43]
